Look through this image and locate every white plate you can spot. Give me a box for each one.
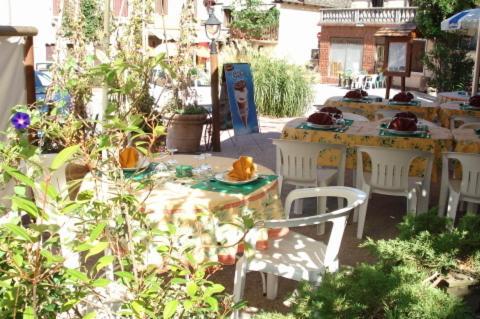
[306,122,341,130]
[214,172,259,185]
[122,158,150,172]
[382,128,425,136]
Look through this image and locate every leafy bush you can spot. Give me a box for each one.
[251,55,314,117]
[292,264,472,319]
[253,312,295,319]
[231,0,279,40]
[363,211,480,274]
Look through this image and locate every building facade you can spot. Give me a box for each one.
[317,0,427,89]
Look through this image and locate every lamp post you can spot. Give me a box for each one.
[204,3,221,152]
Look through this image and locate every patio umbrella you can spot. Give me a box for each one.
[441,8,480,96]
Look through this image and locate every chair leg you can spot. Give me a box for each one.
[260,272,267,296]
[356,188,370,239]
[446,192,460,225]
[293,186,303,215]
[407,188,418,216]
[266,273,279,300]
[233,257,248,303]
[317,182,327,235]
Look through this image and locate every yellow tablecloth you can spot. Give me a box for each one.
[324,96,438,122]
[436,91,470,104]
[281,119,453,181]
[452,128,480,153]
[80,155,283,263]
[438,102,480,128]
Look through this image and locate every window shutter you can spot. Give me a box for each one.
[114,0,128,17]
[155,0,168,15]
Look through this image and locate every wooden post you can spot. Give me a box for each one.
[401,76,406,92]
[385,76,392,99]
[23,35,35,105]
[472,19,480,96]
[210,40,221,152]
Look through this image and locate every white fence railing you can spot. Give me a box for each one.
[319,7,417,25]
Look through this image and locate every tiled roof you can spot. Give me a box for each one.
[276,0,352,8]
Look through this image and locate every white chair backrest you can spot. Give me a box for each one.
[273,139,346,186]
[357,146,433,192]
[458,121,480,129]
[261,186,366,267]
[443,152,480,198]
[343,112,369,122]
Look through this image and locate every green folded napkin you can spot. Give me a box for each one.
[460,104,480,111]
[379,123,430,138]
[191,175,278,195]
[123,163,158,181]
[387,100,421,106]
[342,98,372,103]
[297,119,353,132]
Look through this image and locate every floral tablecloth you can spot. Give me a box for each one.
[324,96,439,122]
[436,91,470,104]
[80,155,283,263]
[452,128,480,153]
[282,118,453,181]
[438,102,480,128]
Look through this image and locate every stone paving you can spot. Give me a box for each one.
[204,84,439,317]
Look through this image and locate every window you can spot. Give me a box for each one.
[155,0,168,15]
[113,0,128,17]
[411,39,426,73]
[45,44,55,61]
[371,0,384,7]
[223,8,233,27]
[329,38,364,76]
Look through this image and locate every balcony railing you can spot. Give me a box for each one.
[319,7,417,25]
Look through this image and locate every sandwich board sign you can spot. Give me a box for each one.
[223,63,259,135]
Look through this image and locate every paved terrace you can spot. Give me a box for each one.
[204,84,439,316]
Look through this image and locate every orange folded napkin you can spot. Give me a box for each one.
[119,147,139,168]
[227,156,257,181]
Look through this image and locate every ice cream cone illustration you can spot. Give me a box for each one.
[234,80,249,127]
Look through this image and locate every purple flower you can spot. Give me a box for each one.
[11,112,30,130]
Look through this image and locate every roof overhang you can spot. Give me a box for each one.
[374,23,420,38]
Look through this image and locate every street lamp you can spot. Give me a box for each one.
[204,3,221,152]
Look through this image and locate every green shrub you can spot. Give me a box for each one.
[364,212,480,274]
[253,312,295,319]
[291,264,472,319]
[250,55,314,117]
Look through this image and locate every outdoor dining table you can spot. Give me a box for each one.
[438,101,480,128]
[78,154,284,264]
[281,118,454,181]
[324,96,439,122]
[436,91,470,104]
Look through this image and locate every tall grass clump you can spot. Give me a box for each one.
[220,43,314,118]
[251,55,314,117]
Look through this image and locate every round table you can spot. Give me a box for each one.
[79,154,284,264]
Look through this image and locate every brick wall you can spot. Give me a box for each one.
[317,25,381,83]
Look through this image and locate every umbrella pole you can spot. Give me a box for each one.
[472,19,480,96]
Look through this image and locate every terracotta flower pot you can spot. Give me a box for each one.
[217,254,236,265]
[166,113,207,153]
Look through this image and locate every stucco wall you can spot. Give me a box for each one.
[275,3,319,65]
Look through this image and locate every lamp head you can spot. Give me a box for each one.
[204,7,221,40]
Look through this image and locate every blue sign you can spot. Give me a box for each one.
[223,63,259,135]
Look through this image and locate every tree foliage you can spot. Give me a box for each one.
[413,0,477,91]
[230,0,279,40]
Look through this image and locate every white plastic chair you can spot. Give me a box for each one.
[273,140,346,231]
[457,121,480,130]
[450,116,480,129]
[355,146,433,239]
[438,152,480,221]
[364,74,378,89]
[232,186,366,310]
[352,74,366,89]
[342,112,369,122]
[374,110,438,128]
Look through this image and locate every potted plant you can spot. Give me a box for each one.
[162,0,208,153]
